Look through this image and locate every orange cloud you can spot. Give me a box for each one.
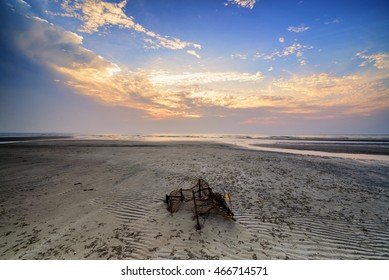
[56,61,388,120]
[270,72,389,116]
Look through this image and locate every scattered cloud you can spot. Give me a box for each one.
[56,0,201,53]
[279,37,285,43]
[232,53,248,60]
[287,25,310,33]
[324,18,340,25]
[279,43,312,58]
[253,52,265,60]
[256,42,313,66]
[187,50,201,59]
[356,51,389,69]
[225,0,257,9]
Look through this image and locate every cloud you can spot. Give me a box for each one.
[8,6,266,119]
[186,50,201,59]
[6,4,157,111]
[324,18,340,25]
[356,52,389,69]
[257,42,313,65]
[6,0,389,122]
[12,14,114,75]
[271,73,389,114]
[149,71,263,86]
[287,25,310,33]
[232,53,248,60]
[57,0,201,53]
[280,43,310,57]
[225,0,257,9]
[278,37,285,43]
[148,70,389,119]
[253,52,264,60]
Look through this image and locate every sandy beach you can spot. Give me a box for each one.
[0,140,388,260]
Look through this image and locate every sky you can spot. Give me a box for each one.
[0,0,388,134]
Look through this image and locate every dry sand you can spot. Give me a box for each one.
[0,140,388,260]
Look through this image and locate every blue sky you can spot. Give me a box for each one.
[0,0,388,134]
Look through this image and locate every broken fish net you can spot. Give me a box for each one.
[165,179,234,230]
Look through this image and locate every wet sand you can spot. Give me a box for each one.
[0,140,388,259]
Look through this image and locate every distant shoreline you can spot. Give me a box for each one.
[2,135,389,160]
[252,143,389,156]
[0,136,73,143]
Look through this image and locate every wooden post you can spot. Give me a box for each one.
[198,179,201,199]
[180,188,183,201]
[192,190,201,230]
[166,195,172,213]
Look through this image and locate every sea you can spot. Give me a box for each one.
[1,132,389,161]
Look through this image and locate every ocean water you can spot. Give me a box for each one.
[1,132,389,161]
